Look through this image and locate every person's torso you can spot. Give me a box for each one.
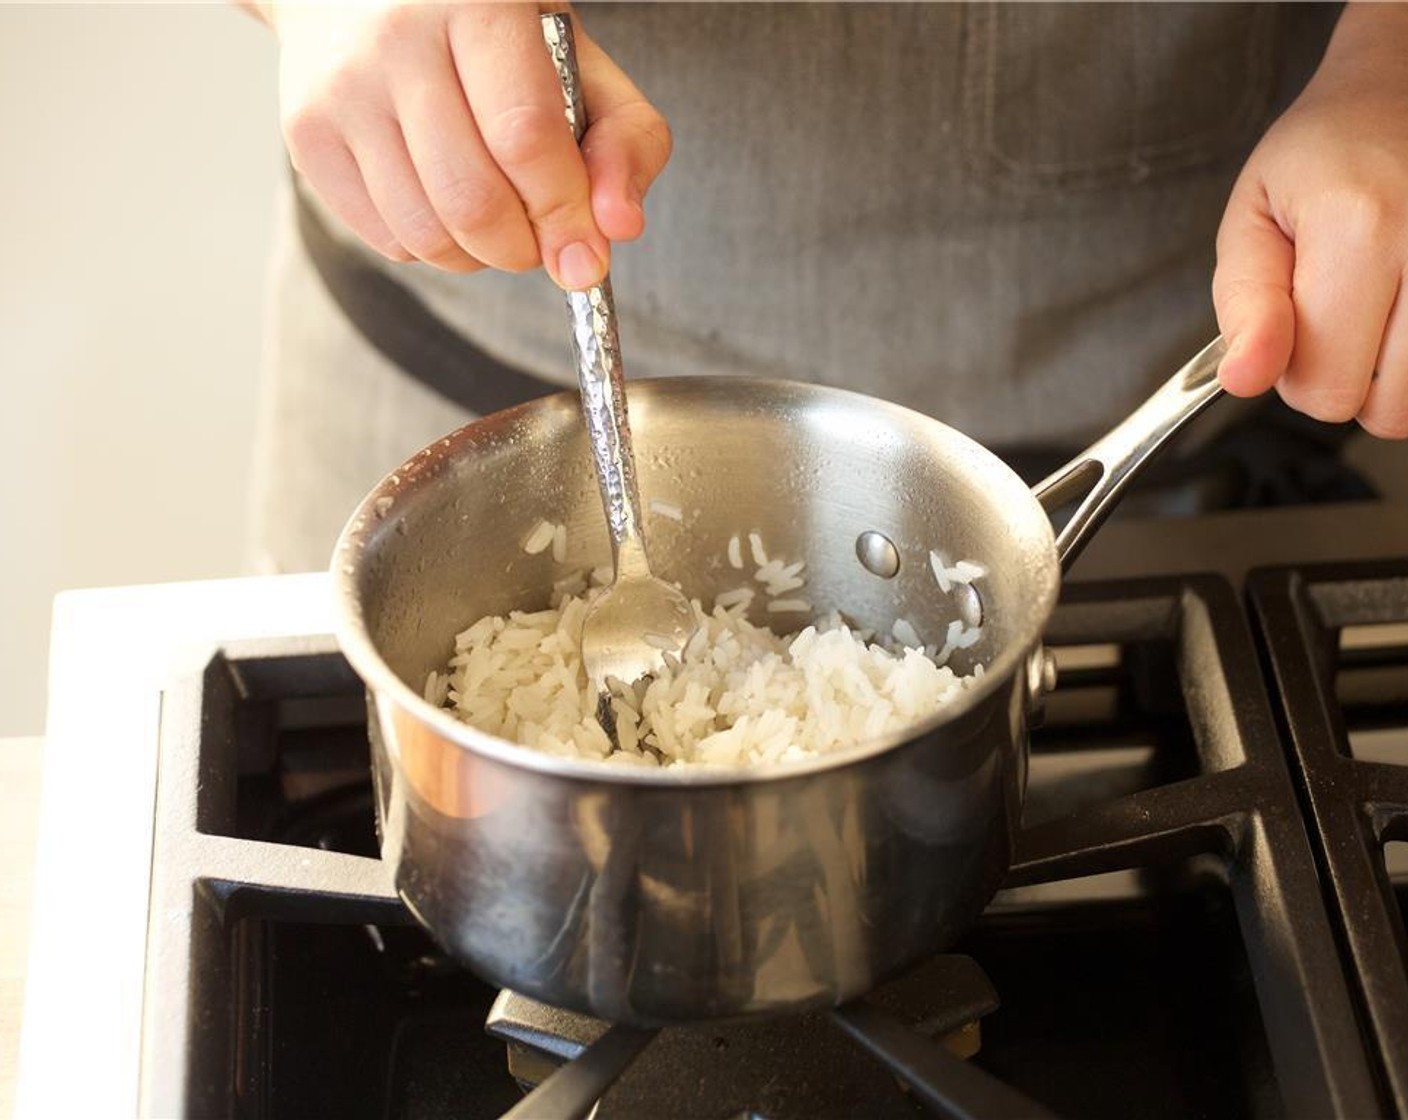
[314,2,1340,447]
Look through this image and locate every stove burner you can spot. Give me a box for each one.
[488,955,1010,1120]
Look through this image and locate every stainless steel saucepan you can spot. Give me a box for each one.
[332,337,1227,1026]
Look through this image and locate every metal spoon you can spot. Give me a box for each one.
[541,13,695,728]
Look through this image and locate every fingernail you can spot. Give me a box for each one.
[557,241,605,290]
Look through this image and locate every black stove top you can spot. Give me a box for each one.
[126,557,1408,1120]
[1249,563,1408,1118]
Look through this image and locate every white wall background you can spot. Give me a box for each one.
[0,4,280,735]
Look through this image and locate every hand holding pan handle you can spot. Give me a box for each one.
[1033,337,1228,572]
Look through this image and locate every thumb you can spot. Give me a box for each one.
[1212,181,1296,397]
[575,30,673,243]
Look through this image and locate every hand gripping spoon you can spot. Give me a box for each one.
[541,13,695,731]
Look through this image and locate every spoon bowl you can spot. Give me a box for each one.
[582,563,696,696]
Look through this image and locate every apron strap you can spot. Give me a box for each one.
[294,178,559,416]
[295,175,1375,512]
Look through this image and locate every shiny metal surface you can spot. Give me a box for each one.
[333,342,1226,1024]
[955,582,983,629]
[543,12,694,696]
[855,530,901,579]
[1024,648,1059,729]
[1034,336,1227,570]
[335,377,1054,1023]
[542,11,584,143]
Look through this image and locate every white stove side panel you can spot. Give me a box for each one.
[15,574,332,1118]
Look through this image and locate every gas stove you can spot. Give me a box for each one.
[15,504,1408,1120]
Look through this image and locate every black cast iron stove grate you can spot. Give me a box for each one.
[1249,560,1408,1118]
[137,574,1388,1119]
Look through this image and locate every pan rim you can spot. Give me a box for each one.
[331,376,1061,787]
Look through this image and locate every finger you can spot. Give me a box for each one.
[449,3,608,290]
[283,111,412,263]
[1358,276,1408,438]
[384,11,540,272]
[1212,179,1295,397]
[575,28,672,243]
[1280,201,1397,423]
[346,115,487,273]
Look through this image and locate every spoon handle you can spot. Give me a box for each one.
[542,13,648,575]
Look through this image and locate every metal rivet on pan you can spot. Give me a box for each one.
[955,583,983,628]
[856,531,900,578]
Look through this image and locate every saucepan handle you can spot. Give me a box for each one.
[1032,336,1228,572]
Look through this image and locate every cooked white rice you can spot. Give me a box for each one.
[755,557,807,597]
[929,550,987,593]
[891,618,923,649]
[522,519,557,555]
[431,575,979,770]
[714,586,756,610]
[649,499,684,521]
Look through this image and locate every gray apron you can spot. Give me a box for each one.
[250,2,1341,574]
